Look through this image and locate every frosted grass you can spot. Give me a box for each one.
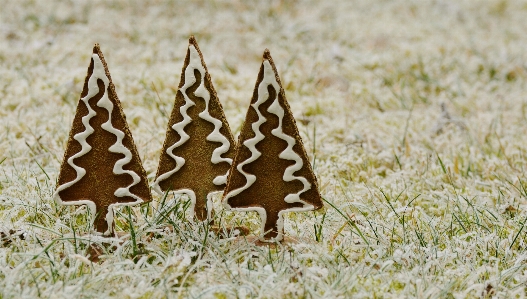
[2,0,527,297]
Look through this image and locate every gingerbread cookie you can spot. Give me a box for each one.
[54,44,152,236]
[223,49,323,242]
[153,36,235,221]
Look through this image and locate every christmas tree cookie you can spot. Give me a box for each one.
[153,36,235,221]
[223,49,323,242]
[54,44,152,236]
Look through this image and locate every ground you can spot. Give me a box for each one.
[1,0,527,298]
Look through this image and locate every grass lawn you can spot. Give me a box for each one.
[1,0,527,297]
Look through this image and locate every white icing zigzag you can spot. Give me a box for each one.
[95,54,144,235]
[224,59,313,242]
[53,54,102,228]
[54,54,144,236]
[266,61,314,241]
[192,46,232,185]
[153,45,232,219]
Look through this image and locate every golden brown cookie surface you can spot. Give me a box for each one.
[223,49,323,242]
[153,37,235,221]
[55,44,152,236]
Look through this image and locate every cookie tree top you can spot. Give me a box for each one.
[223,49,323,242]
[153,36,235,221]
[54,44,152,236]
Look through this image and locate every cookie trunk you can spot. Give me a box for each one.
[262,211,280,240]
[93,205,112,236]
[194,189,209,221]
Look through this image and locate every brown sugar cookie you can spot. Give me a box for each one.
[222,49,323,242]
[153,36,235,221]
[54,44,152,236]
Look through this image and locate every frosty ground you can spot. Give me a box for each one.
[1,0,527,298]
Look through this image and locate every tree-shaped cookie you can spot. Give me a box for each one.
[54,44,152,236]
[153,36,235,221]
[223,49,323,242]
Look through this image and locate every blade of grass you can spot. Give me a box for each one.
[323,197,370,246]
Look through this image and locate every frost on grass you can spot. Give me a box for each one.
[2,0,527,298]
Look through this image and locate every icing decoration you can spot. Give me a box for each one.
[96,63,144,231]
[53,55,100,220]
[267,73,312,203]
[54,44,152,236]
[223,49,323,242]
[153,36,235,221]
